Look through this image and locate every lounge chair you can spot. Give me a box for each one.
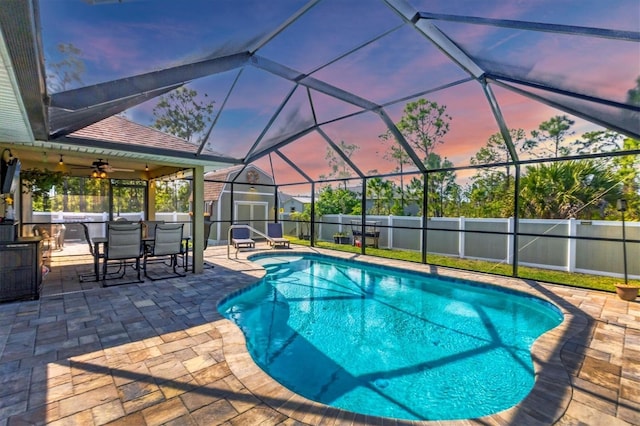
[231,226,255,249]
[267,223,290,249]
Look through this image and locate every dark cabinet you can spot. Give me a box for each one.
[0,222,18,242]
[0,238,43,302]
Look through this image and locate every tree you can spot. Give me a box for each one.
[465,171,514,218]
[613,138,640,220]
[153,180,191,212]
[573,130,622,155]
[366,177,394,215]
[519,160,620,219]
[380,130,413,212]
[471,129,525,179]
[46,43,85,93]
[627,76,640,106]
[315,186,359,216]
[319,140,358,187]
[152,87,215,143]
[404,176,424,216]
[523,115,575,158]
[466,129,524,217]
[396,98,452,165]
[426,154,458,217]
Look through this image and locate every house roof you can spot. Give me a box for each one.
[203,166,242,202]
[72,116,199,153]
[203,165,273,201]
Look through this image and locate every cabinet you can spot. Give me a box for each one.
[0,238,43,302]
[0,222,18,241]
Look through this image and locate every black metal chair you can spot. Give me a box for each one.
[79,223,102,282]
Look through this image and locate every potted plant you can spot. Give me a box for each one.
[615,283,639,301]
[333,232,350,244]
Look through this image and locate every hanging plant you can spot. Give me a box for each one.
[21,168,67,199]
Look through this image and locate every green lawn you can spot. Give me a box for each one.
[288,238,639,293]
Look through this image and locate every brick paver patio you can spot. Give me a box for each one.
[0,244,638,425]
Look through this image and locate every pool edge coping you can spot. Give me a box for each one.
[217,247,592,425]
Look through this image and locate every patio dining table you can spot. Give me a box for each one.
[90,236,191,281]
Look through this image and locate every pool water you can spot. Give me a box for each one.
[218,254,563,421]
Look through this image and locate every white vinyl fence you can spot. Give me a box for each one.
[33,211,193,241]
[315,214,640,280]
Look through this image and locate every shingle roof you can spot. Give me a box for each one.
[71,115,198,152]
[203,166,243,202]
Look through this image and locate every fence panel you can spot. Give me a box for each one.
[517,220,569,268]
[465,219,508,261]
[426,218,459,256]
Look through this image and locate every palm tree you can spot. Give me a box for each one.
[519,160,620,219]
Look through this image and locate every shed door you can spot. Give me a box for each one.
[234,202,268,236]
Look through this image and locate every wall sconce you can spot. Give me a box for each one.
[2,148,13,162]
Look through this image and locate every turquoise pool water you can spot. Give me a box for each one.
[218,254,563,421]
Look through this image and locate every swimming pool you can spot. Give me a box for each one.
[218,253,563,421]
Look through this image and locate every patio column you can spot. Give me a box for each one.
[147,180,157,220]
[191,165,205,274]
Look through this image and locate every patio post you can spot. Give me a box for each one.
[191,165,205,274]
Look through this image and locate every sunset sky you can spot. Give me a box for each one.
[39,0,639,187]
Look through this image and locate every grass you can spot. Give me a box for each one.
[287,237,639,293]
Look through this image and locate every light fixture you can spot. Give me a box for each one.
[617,199,628,212]
[2,148,13,162]
[59,154,64,165]
[145,163,149,171]
[92,170,98,178]
[617,198,628,284]
[100,171,107,179]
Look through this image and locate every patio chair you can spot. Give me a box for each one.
[143,223,186,280]
[142,220,165,239]
[180,221,215,271]
[267,223,290,249]
[102,222,144,287]
[79,223,103,282]
[78,223,125,282]
[231,226,255,249]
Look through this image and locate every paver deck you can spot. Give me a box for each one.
[0,243,638,425]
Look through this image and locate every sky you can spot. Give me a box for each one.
[38,0,640,187]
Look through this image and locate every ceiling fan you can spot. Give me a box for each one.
[73,159,134,177]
